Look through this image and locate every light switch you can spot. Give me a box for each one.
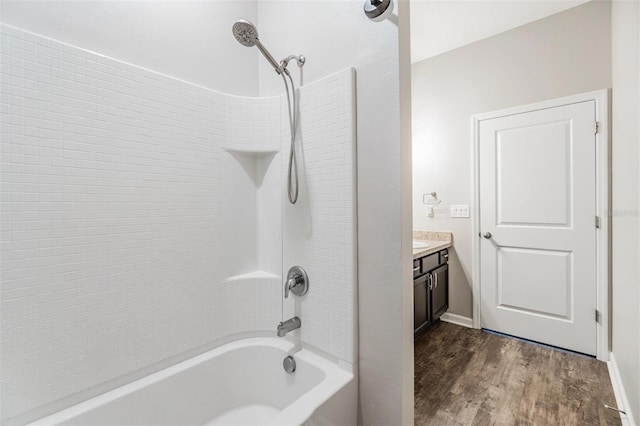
[451,204,470,218]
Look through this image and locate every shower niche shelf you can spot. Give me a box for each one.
[223,148,279,187]
[220,146,281,283]
[223,147,279,156]
[224,270,280,282]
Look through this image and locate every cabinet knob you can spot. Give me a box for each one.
[483,232,492,239]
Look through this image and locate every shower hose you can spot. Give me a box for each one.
[281,70,299,205]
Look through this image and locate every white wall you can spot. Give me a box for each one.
[410,0,590,63]
[257,1,413,424]
[611,0,640,423]
[411,0,612,319]
[399,0,415,421]
[0,0,259,96]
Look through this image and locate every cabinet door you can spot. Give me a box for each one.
[431,264,448,320]
[414,273,431,337]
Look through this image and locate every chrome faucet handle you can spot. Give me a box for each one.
[284,276,299,299]
[284,266,309,299]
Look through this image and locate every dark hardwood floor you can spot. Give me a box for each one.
[415,321,621,426]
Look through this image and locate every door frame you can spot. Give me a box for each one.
[471,89,610,361]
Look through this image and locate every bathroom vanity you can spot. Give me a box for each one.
[413,232,452,339]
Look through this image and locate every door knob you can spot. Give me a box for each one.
[483,232,492,239]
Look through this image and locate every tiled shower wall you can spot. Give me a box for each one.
[0,25,283,423]
[0,25,356,423]
[283,69,357,364]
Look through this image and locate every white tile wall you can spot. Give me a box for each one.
[282,69,357,363]
[0,25,281,424]
[221,272,281,336]
[0,25,356,424]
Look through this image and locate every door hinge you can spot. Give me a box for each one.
[595,310,600,323]
[595,215,601,229]
[594,121,600,134]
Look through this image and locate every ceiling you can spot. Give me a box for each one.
[410,0,592,64]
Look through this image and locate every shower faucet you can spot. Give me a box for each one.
[277,316,301,337]
[284,266,309,299]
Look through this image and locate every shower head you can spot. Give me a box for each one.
[232,20,282,74]
[232,20,258,47]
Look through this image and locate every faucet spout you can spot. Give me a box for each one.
[277,316,301,337]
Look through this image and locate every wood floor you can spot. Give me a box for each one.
[415,321,621,426]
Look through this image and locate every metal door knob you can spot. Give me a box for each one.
[483,232,492,239]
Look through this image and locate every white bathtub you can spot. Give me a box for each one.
[29,338,356,426]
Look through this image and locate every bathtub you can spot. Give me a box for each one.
[29,338,356,426]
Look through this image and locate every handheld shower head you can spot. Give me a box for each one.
[232,20,282,74]
[232,19,305,204]
[232,20,258,47]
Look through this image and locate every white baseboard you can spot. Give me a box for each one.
[607,352,637,426]
[440,313,473,329]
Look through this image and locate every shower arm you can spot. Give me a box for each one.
[257,47,305,76]
[281,55,306,69]
[266,55,306,76]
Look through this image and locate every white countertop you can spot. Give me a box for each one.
[413,239,452,259]
[412,231,453,259]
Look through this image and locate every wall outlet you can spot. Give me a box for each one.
[451,204,470,218]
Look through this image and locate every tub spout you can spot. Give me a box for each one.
[277,316,301,337]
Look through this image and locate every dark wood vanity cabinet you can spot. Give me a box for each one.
[413,272,431,335]
[430,263,448,320]
[414,249,449,339]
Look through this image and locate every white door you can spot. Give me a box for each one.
[479,100,597,355]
